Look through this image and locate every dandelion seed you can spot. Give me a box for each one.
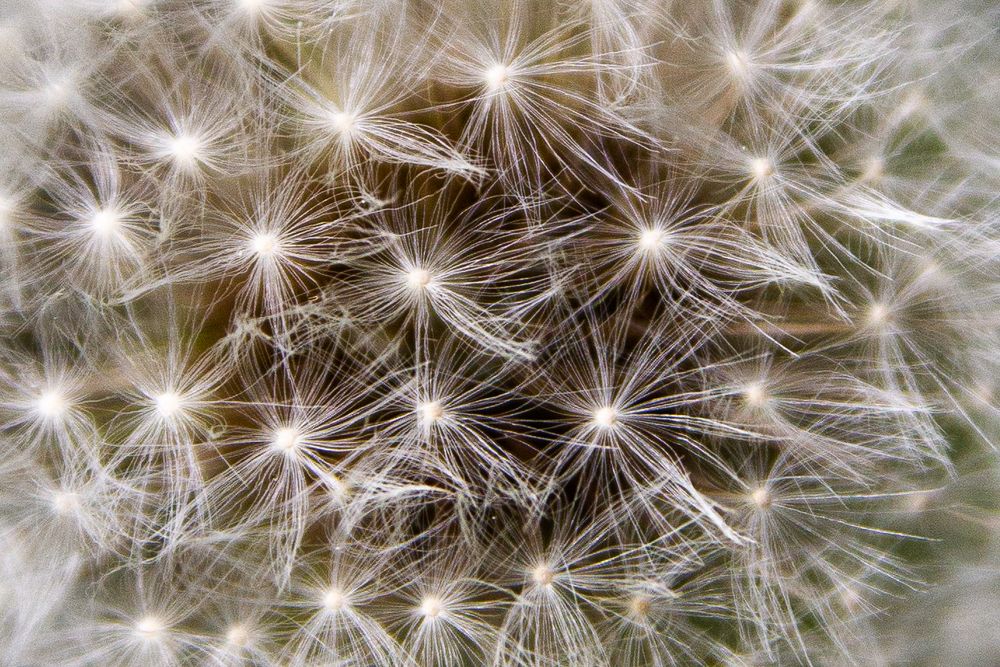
[531,564,556,587]
[406,267,433,290]
[749,486,771,509]
[329,110,357,136]
[235,0,275,15]
[418,400,445,424]
[637,228,666,252]
[725,49,752,80]
[34,389,67,419]
[321,588,347,612]
[0,196,11,228]
[250,232,281,258]
[42,80,70,108]
[164,133,203,170]
[50,491,80,516]
[271,427,302,455]
[749,156,774,180]
[484,63,512,90]
[742,382,768,408]
[592,406,618,428]
[327,475,350,502]
[225,624,250,647]
[905,490,933,513]
[865,302,890,328]
[419,596,445,619]
[114,0,149,17]
[861,156,885,183]
[135,616,165,640]
[153,391,183,418]
[88,208,122,238]
[628,595,652,619]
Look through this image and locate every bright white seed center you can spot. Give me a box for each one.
[35,390,67,418]
[167,133,202,168]
[236,0,273,15]
[51,491,80,515]
[725,49,751,79]
[629,595,652,617]
[271,427,301,454]
[418,400,444,423]
[0,196,11,229]
[592,406,618,427]
[330,111,357,135]
[250,232,280,258]
[406,268,432,290]
[89,208,121,237]
[420,596,444,619]
[750,486,771,509]
[484,64,512,90]
[532,564,555,587]
[114,0,148,17]
[861,156,884,183]
[638,228,666,251]
[225,624,250,647]
[154,391,183,418]
[750,157,774,180]
[742,382,767,407]
[135,616,165,639]
[866,302,889,327]
[328,475,350,501]
[322,588,347,611]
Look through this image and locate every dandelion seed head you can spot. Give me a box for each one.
[725,49,752,80]
[50,490,80,516]
[271,427,302,455]
[153,391,183,418]
[628,594,652,618]
[742,382,768,407]
[35,389,67,419]
[638,228,667,252]
[749,157,774,180]
[321,587,348,612]
[225,624,250,647]
[749,486,772,509]
[418,400,445,424]
[531,564,556,587]
[592,406,618,428]
[329,111,357,136]
[419,596,445,619]
[135,616,165,640]
[0,2,988,662]
[165,133,203,170]
[484,64,512,91]
[406,268,433,290]
[88,207,122,237]
[250,232,281,258]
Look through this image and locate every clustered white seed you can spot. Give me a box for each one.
[0,0,997,666]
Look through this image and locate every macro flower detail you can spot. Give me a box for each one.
[0,0,997,666]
